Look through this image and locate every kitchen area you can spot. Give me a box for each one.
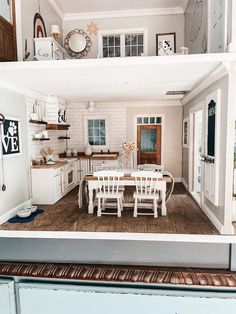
[27,96,120,205]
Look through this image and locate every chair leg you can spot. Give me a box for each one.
[120,195,124,212]
[153,199,158,218]
[117,198,121,218]
[133,198,138,218]
[97,197,101,217]
[102,198,105,211]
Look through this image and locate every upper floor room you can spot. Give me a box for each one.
[0,0,236,62]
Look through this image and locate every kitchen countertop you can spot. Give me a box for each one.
[32,161,68,169]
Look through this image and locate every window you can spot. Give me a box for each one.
[99,28,147,58]
[84,116,108,147]
[137,116,162,125]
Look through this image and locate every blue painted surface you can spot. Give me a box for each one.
[18,283,236,314]
[0,279,16,314]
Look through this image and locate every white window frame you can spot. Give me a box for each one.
[98,28,148,58]
[84,115,109,150]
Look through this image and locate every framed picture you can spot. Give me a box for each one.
[156,33,176,56]
[183,118,189,148]
[1,117,21,157]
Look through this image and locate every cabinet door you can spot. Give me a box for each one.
[0,279,16,314]
[18,283,236,314]
[54,174,62,200]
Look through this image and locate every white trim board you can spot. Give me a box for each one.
[48,0,64,20]
[63,7,185,22]
[181,177,189,190]
[0,199,33,225]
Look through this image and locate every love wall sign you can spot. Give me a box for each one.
[1,118,21,156]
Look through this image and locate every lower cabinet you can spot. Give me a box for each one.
[16,282,236,314]
[0,279,16,314]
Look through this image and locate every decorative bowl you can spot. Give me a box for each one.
[17,209,31,218]
[27,206,37,213]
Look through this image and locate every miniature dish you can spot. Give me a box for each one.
[26,205,37,213]
[17,209,31,218]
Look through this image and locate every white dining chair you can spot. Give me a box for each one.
[131,171,163,218]
[137,164,164,172]
[94,170,125,217]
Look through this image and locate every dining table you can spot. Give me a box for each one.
[79,171,175,216]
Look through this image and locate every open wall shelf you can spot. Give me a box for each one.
[58,136,70,140]
[29,120,48,125]
[46,124,70,130]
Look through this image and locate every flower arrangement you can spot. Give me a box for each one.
[120,141,138,169]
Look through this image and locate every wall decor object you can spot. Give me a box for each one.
[1,117,21,156]
[190,0,203,43]
[183,118,189,148]
[87,21,99,36]
[33,13,47,38]
[156,33,176,56]
[207,99,216,157]
[64,29,92,58]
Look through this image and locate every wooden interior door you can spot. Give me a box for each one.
[137,125,161,165]
[0,0,17,62]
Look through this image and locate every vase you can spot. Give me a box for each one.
[121,151,134,170]
[85,143,92,156]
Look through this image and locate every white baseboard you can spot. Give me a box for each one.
[181,177,189,190]
[201,203,228,234]
[0,199,33,225]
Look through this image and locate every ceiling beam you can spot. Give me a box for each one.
[48,0,64,20]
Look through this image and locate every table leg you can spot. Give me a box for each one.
[88,187,94,214]
[161,187,167,216]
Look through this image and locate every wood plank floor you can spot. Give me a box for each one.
[0,184,219,234]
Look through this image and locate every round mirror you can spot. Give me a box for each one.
[64,29,92,59]
[69,34,87,53]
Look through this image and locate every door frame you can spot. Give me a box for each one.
[134,114,165,168]
[188,101,205,205]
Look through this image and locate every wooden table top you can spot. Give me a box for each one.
[84,174,169,182]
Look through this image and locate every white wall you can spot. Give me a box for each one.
[65,102,182,179]
[26,97,67,159]
[63,14,185,58]
[183,76,229,224]
[0,88,30,217]
[185,0,208,54]
[18,0,63,61]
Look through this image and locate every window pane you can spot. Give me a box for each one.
[125,47,131,57]
[103,48,108,58]
[131,46,137,56]
[0,0,11,22]
[138,46,144,56]
[108,47,115,57]
[100,137,106,145]
[143,117,148,124]
[115,47,120,57]
[100,128,105,137]
[130,35,137,45]
[125,35,131,45]
[141,129,157,152]
[99,120,105,127]
[94,120,99,127]
[156,117,162,124]
[138,35,143,45]
[88,120,93,128]
[103,36,108,47]
[109,36,114,46]
[150,117,155,124]
[137,117,142,124]
[115,36,120,46]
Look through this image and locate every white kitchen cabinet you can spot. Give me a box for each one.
[0,279,16,314]
[34,37,65,60]
[32,161,79,205]
[91,158,119,171]
[32,165,67,205]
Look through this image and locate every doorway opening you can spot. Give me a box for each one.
[189,105,204,205]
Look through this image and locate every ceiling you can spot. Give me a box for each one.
[54,0,189,15]
[0,56,223,104]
